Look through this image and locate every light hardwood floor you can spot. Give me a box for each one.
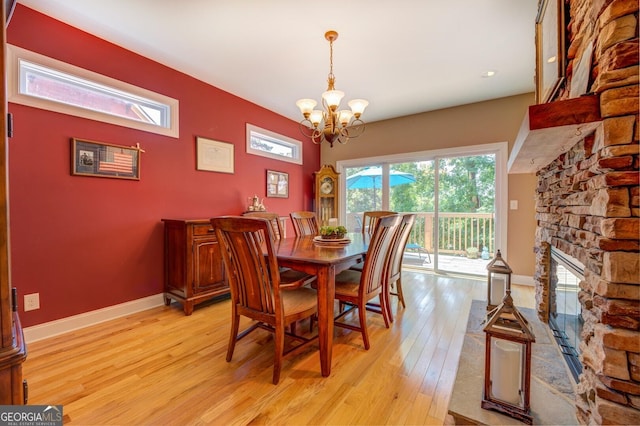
[23,270,534,425]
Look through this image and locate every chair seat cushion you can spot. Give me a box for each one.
[334,269,362,298]
[280,268,316,289]
[282,287,318,315]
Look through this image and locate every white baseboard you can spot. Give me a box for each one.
[512,274,534,286]
[23,293,165,343]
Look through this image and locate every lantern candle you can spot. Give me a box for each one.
[490,275,506,306]
[490,339,522,405]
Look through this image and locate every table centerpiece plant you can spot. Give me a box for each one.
[319,225,347,240]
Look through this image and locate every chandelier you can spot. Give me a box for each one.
[296,30,368,147]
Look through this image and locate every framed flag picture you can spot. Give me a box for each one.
[71,138,140,180]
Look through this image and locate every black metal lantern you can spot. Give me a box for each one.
[482,291,536,424]
[486,249,512,310]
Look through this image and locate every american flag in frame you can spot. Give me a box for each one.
[71,138,140,180]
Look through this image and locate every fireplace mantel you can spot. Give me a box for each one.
[507,94,602,174]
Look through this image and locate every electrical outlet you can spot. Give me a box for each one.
[24,293,40,311]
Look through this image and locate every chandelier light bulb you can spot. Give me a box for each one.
[309,110,323,127]
[348,99,369,118]
[322,90,345,109]
[338,110,353,126]
[296,99,317,118]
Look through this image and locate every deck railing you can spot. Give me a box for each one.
[348,211,495,256]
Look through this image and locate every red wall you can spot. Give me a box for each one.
[7,5,320,327]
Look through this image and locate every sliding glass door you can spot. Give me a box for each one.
[340,144,506,277]
[434,154,496,274]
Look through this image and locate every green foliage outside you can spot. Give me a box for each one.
[345,155,496,253]
[346,155,496,214]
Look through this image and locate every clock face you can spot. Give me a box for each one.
[320,177,334,195]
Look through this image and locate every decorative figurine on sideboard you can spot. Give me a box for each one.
[247,195,266,212]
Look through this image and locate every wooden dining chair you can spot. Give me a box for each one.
[242,211,284,240]
[329,214,401,350]
[243,211,315,290]
[211,216,318,384]
[289,211,319,236]
[383,213,416,321]
[350,210,396,270]
[361,210,396,237]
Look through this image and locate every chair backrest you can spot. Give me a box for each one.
[211,216,282,316]
[242,211,284,240]
[388,214,416,281]
[362,211,397,237]
[289,211,319,237]
[360,214,402,297]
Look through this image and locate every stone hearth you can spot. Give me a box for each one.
[447,300,577,425]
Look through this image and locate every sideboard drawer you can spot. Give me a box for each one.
[193,223,215,236]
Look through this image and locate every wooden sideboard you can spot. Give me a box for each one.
[161,219,228,315]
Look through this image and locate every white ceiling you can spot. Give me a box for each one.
[16,0,539,123]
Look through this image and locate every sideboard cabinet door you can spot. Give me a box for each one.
[162,219,229,315]
[193,237,226,295]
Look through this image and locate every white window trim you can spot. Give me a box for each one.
[246,123,303,165]
[336,141,509,259]
[7,44,179,138]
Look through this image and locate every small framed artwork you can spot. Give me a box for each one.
[71,138,140,180]
[196,137,234,173]
[266,170,288,198]
[535,0,566,103]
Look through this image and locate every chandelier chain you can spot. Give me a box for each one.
[327,36,335,88]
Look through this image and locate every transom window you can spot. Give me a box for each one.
[246,124,302,165]
[8,45,179,138]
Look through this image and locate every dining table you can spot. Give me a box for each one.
[274,232,368,377]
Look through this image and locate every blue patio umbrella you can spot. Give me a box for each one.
[346,166,416,189]
[346,166,416,209]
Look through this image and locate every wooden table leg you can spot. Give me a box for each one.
[316,264,335,377]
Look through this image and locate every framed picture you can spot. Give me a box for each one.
[196,137,234,173]
[266,170,288,198]
[71,138,140,180]
[535,0,566,103]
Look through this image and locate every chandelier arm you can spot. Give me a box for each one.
[298,120,315,138]
[311,128,324,145]
[337,127,350,145]
[345,119,365,139]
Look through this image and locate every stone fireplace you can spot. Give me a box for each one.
[532,0,639,424]
[549,247,585,382]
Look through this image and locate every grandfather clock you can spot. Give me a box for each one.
[314,165,339,227]
[0,0,27,404]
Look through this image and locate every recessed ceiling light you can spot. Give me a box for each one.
[481,70,497,78]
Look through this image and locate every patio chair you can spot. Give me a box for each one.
[405,241,431,264]
[211,216,318,384]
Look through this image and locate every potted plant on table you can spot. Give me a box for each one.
[319,225,348,239]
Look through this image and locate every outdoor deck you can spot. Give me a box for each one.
[401,251,490,276]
